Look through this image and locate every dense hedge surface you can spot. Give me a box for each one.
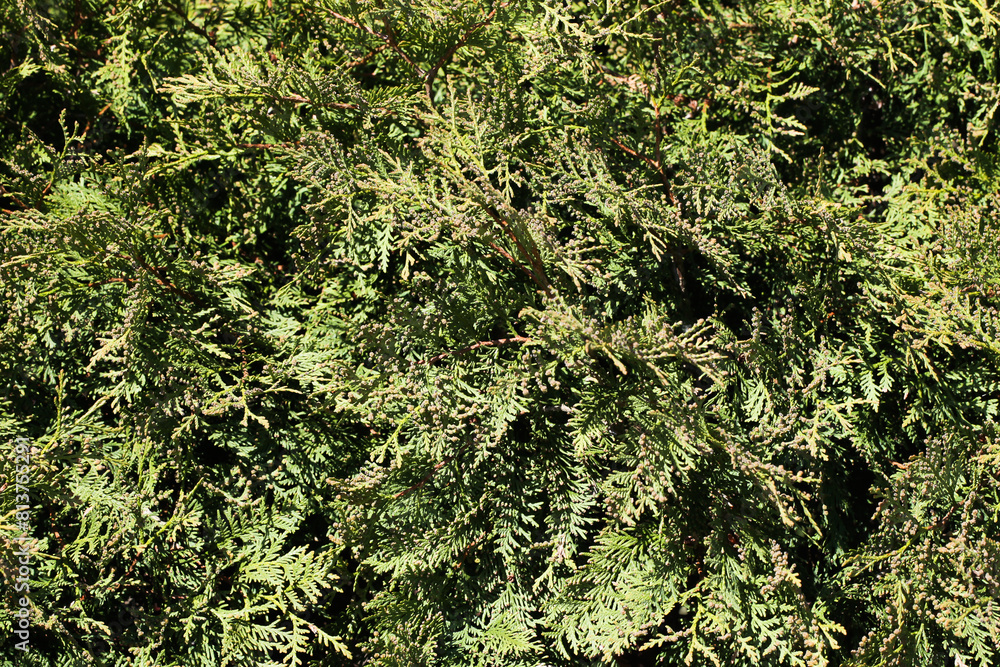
[2,1,1000,665]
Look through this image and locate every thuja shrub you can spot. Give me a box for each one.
[1,0,999,665]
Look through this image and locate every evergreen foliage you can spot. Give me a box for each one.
[1,0,999,665]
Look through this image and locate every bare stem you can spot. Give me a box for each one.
[419,336,530,366]
[424,8,497,99]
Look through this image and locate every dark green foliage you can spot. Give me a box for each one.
[1,0,999,665]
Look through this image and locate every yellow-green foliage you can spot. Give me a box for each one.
[1,1,999,665]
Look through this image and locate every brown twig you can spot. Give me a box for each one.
[87,277,136,288]
[83,102,111,137]
[485,239,536,283]
[653,105,663,176]
[273,94,358,110]
[394,455,455,499]
[106,546,145,594]
[609,134,679,208]
[327,10,425,76]
[424,8,498,99]
[924,502,960,532]
[453,531,487,571]
[130,252,205,306]
[162,0,220,52]
[235,140,305,150]
[379,16,423,74]
[86,266,192,305]
[419,336,530,366]
[0,185,28,210]
[482,205,551,293]
[609,137,662,175]
[345,44,388,69]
